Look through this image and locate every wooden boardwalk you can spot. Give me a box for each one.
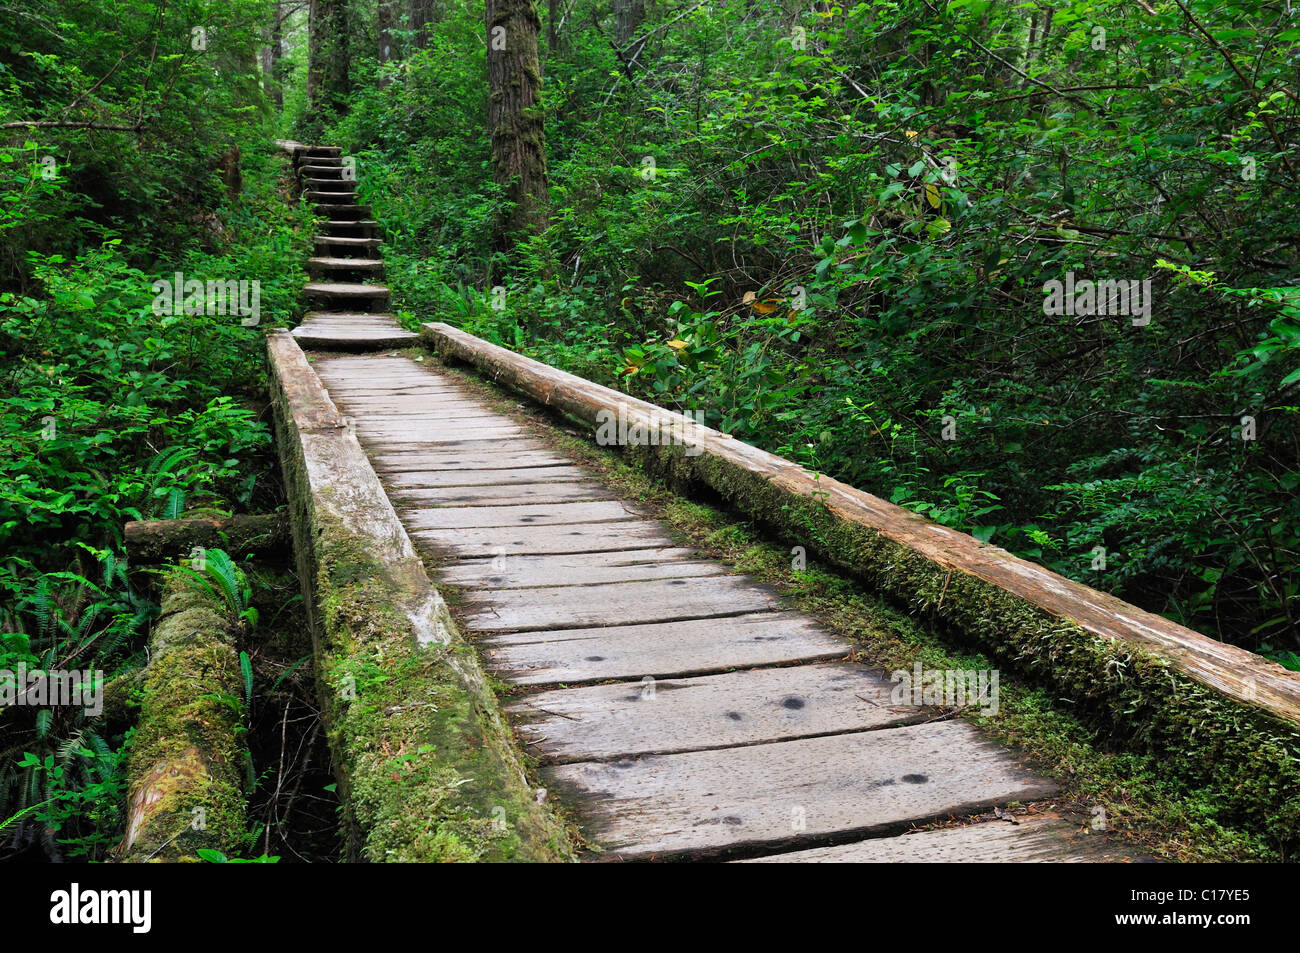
[309,351,1105,861]
[287,143,1125,862]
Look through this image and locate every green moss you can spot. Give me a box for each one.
[309,534,573,862]
[267,353,574,862]
[121,574,248,862]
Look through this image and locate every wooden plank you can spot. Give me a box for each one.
[462,575,778,632]
[384,465,588,488]
[542,720,1057,860]
[737,817,1125,863]
[353,413,512,427]
[434,548,710,587]
[422,321,1300,729]
[482,611,845,685]
[373,448,565,471]
[364,441,576,458]
[410,520,675,557]
[400,500,638,530]
[332,395,489,408]
[355,427,524,445]
[327,387,474,400]
[299,318,404,328]
[391,482,614,508]
[293,330,416,349]
[508,663,913,763]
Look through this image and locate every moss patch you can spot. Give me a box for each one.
[120,575,248,863]
[267,341,575,862]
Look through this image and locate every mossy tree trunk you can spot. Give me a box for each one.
[308,0,351,113]
[379,0,399,64]
[487,0,549,246]
[613,0,643,47]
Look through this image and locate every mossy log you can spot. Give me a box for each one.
[124,513,288,564]
[265,330,573,862]
[117,577,248,863]
[421,320,1300,846]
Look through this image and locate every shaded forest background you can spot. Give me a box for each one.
[1,0,1298,859]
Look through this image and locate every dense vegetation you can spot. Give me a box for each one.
[318,0,1299,662]
[0,0,309,859]
[0,0,1297,860]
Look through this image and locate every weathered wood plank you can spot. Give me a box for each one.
[384,466,588,488]
[391,482,615,508]
[400,499,638,530]
[435,548,713,587]
[356,427,524,445]
[543,720,1057,860]
[331,396,490,409]
[509,663,912,762]
[482,611,845,684]
[355,419,522,434]
[737,817,1126,863]
[462,575,778,632]
[374,452,587,470]
[373,448,566,471]
[410,520,676,556]
[353,413,514,428]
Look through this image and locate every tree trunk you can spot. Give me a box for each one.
[309,0,351,112]
[379,0,398,87]
[487,0,549,245]
[268,0,284,108]
[613,0,644,47]
[124,513,290,563]
[409,0,438,49]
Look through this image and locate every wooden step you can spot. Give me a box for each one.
[292,311,415,351]
[305,190,359,204]
[299,164,343,177]
[313,236,382,259]
[304,177,356,191]
[302,282,390,311]
[313,203,372,220]
[307,257,385,280]
[314,235,379,249]
[320,220,382,238]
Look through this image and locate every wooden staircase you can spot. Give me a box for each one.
[287,144,416,350]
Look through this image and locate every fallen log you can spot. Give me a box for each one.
[265,329,574,862]
[117,573,248,863]
[124,513,288,564]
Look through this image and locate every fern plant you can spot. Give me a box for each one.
[179,547,258,631]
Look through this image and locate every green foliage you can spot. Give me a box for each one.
[195,848,280,863]
[0,0,310,860]
[180,548,258,632]
[321,0,1298,660]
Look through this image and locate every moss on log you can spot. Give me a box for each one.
[118,578,248,863]
[266,330,573,862]
[124,514,289,564]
